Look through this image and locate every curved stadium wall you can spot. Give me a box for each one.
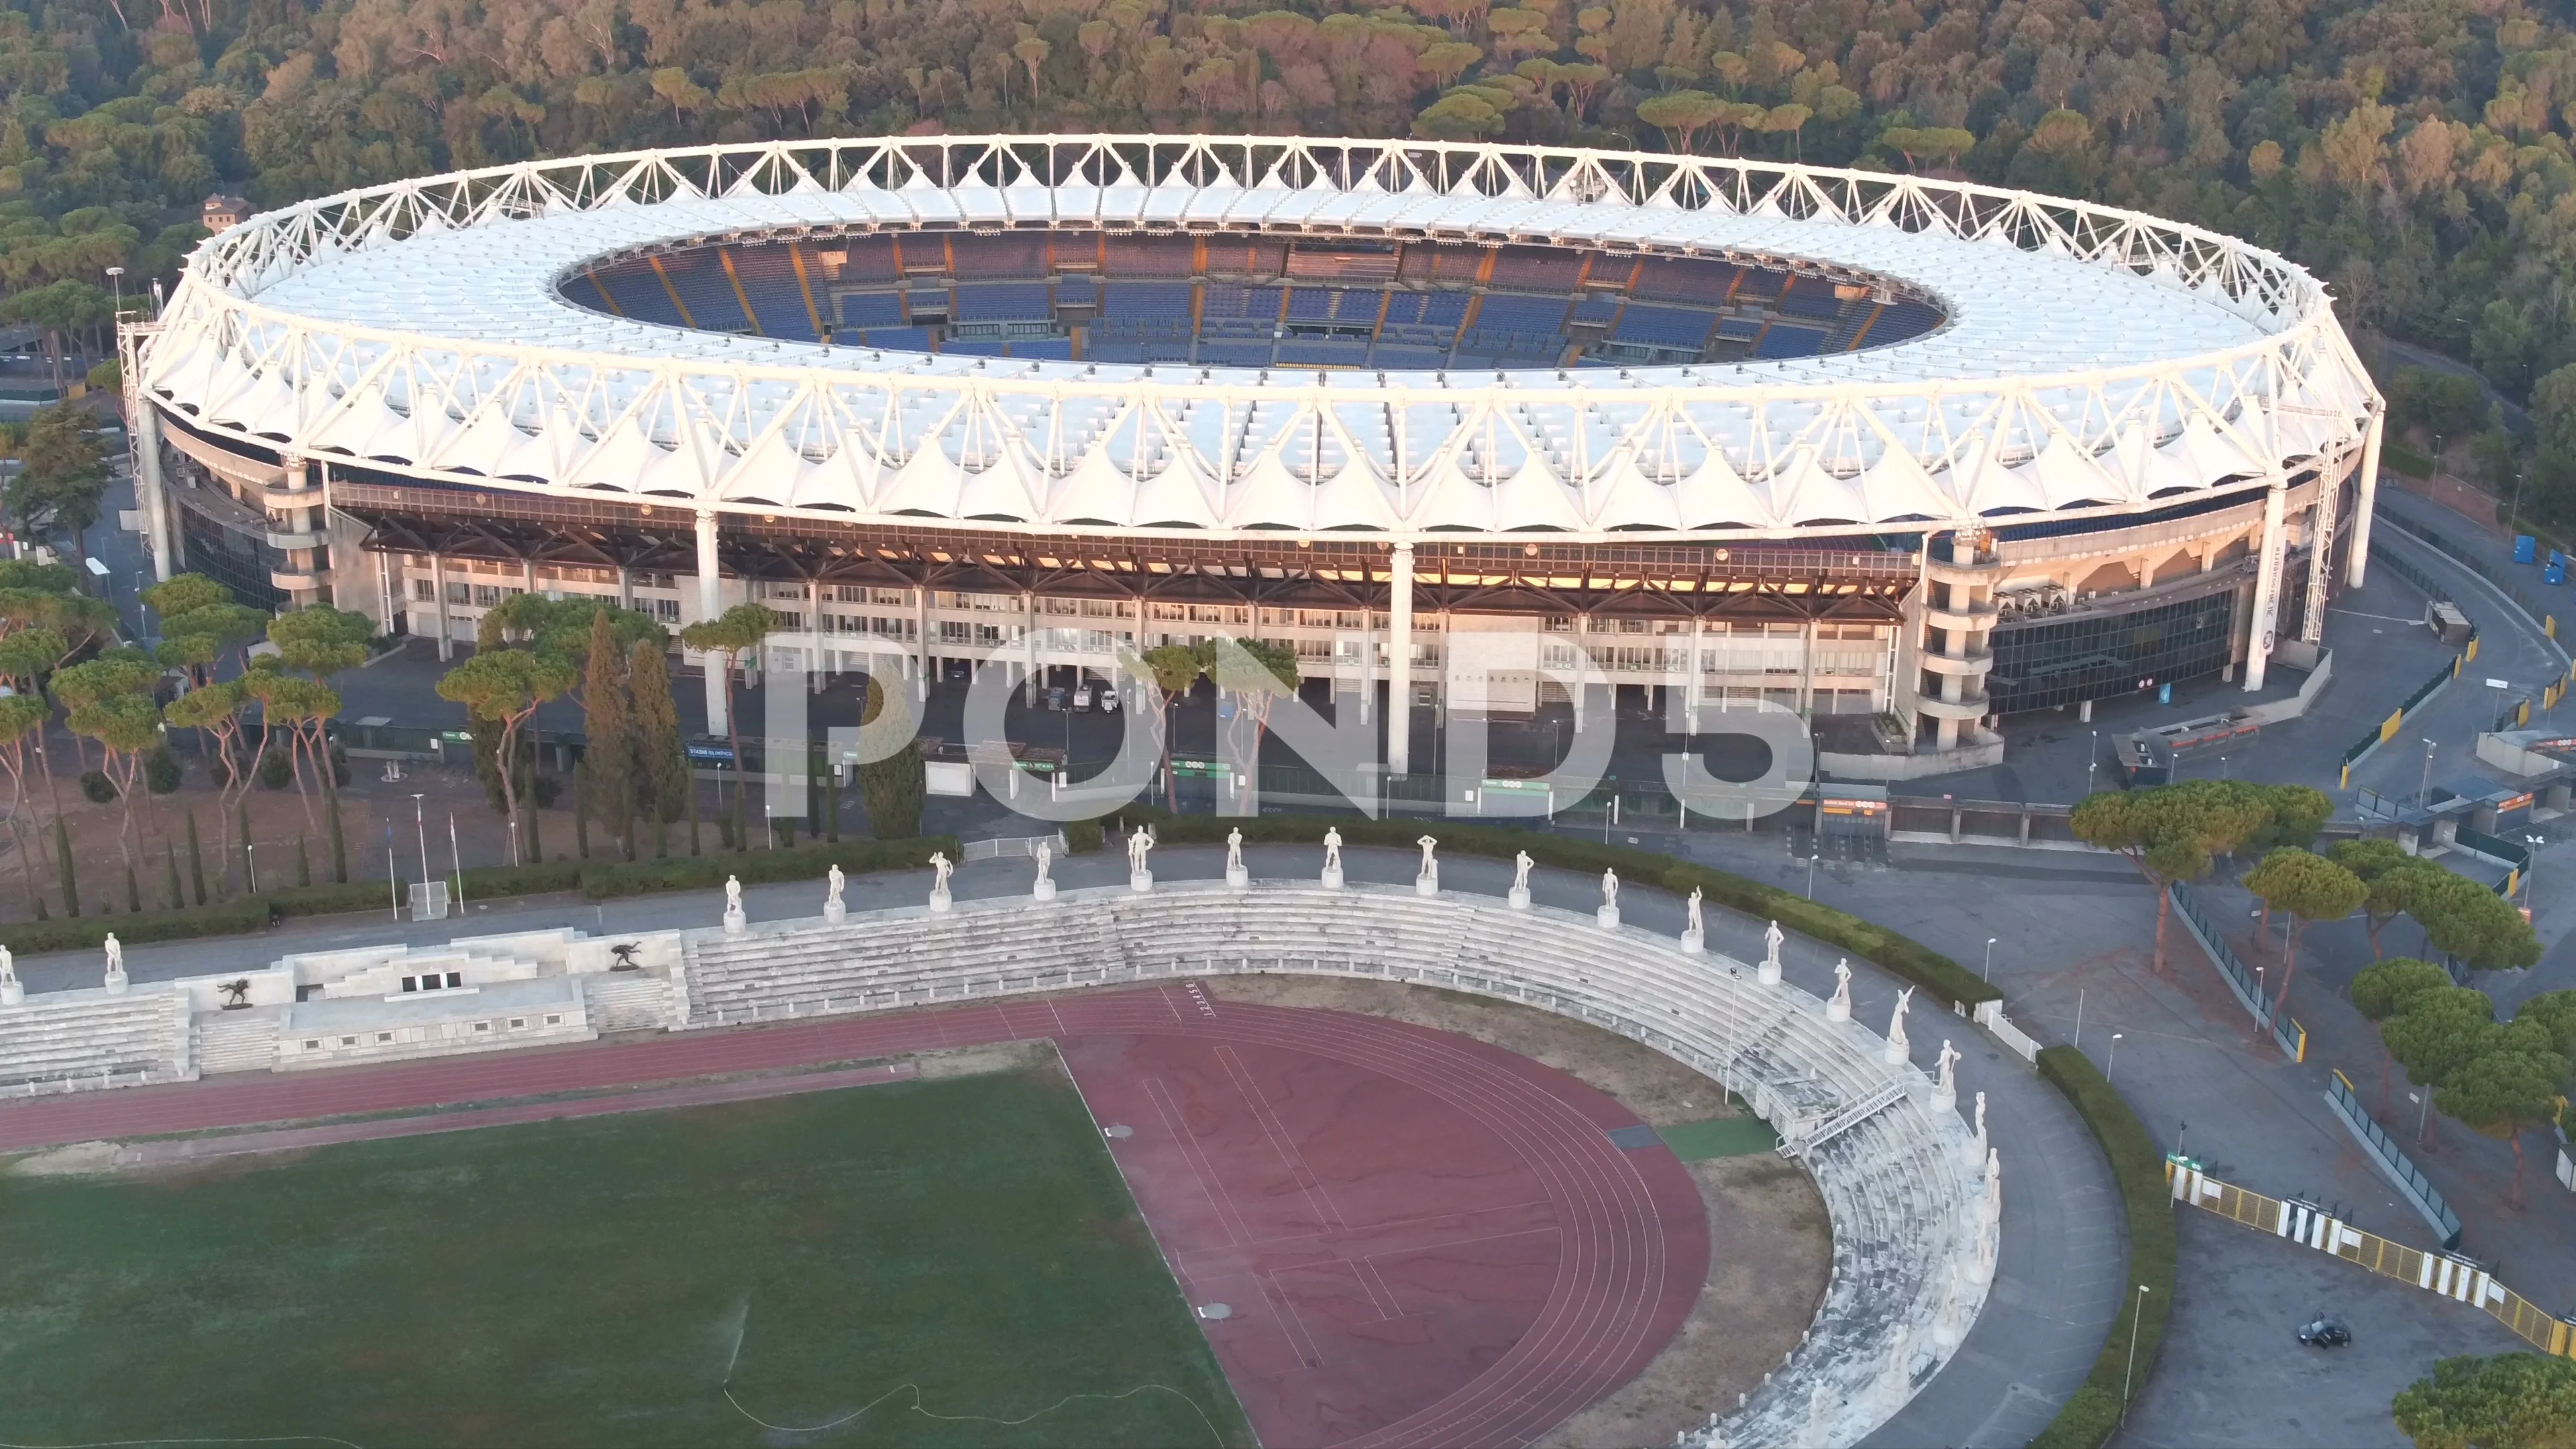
[127,136,2383,763]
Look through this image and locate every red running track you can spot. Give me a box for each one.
[0,985,1705,1448]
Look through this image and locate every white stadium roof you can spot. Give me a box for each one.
[141,136,2375,542]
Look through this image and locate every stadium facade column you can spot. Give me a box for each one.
[2346,404,2384,588]
[2243,477,2288,692]
[2301,447,2341,646]
[696,508,727,733]
[1387,541,1413,777]
[916,588,931,698]
[1024,590,1039,704]
[131,402,174,580]
[1684,622,1703,736]
[431,554,453,661]
[808,578,825,692]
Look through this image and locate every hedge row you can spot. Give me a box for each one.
[1136,813,2003,1010]
[2029,1044,2177,1449]
[0,841,955,954]
[0,895,272,955]
[578,837,956,899]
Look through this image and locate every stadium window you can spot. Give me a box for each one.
[411,579,434,602]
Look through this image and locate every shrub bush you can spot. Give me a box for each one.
[2028,1044,2176,1449]
[579,836,957,899]
[0,894,268,954]
[77,769,115,804]
[144,746,182,795]
[256,750,292,790]
[1063,818,1104,854]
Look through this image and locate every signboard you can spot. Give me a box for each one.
[1169,757,1233,780]
[685,743,735,763]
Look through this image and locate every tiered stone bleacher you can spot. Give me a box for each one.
[678,881,1988,1448]
[0,986,190,1095]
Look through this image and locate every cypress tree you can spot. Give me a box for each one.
[733,786,747,853]
[826,758,841,843]
[858,676,926,839]
[124,860,141,912]
[573,761,591,859]
[295,833,311,887]
[580,611,635,859]
[629,639,687,859]
[163,841,183,910]
[54,815,78,916]
[688,774,701,856]
[184,810,207,904]
[323,776,347,883]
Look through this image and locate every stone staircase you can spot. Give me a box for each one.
[194,1010,282,1075]
[582,973,672,1033]
[0,988,190,1094]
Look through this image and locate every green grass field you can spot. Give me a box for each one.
[0,1065,1252,1448]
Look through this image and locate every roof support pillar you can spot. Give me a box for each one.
[1388,541,1413,778]
[132,402,175,582]
[2346,405,2383,588]
[697,509,727,735]
[2243,478,2288,693]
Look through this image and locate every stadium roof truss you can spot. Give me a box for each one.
[142,136,2377,544]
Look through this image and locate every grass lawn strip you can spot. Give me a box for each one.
[0,1062,1253,1448]
[1656,1116,1782,1160]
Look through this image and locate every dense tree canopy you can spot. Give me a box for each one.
[7,0,2573,431]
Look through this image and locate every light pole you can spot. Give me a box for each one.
[105,266,122,317]
[2121,1283,2153,1423]
[412,793,431,900]
[2419,738,2437,807]
[2509,467,2527,535]
[2526,833,2545,912]
[2411,1089,2431,1146]
[2088,729,2099,792]
[2172,1119,2188,1161]
[2106,1031,2124,1084]
[244,841,258,894]
[1983,936,1996,982]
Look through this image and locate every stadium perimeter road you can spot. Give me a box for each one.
[1,841,2118,1449]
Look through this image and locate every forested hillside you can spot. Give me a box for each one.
[4,0,2573,511]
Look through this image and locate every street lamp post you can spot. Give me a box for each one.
[2121,1284,2153,1423]
[412,793,431,901]
[1982,936,1996,982]
[2107,1032,2124,1084]
[2526,834,2545,912]
[2510,468,2528,535]
[105,266,122,316]
[2420,739,2437,807]
[2088,729,2099,792]
[2412,1089,2432,1146]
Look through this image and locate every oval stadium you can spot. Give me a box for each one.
[127,135,2382,774]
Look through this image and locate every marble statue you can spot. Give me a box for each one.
[1600,868,1619,905]
[1417,835,1438,873]
[1126,825,1153,873]
[0,945,17,1006]
[724,875,743,913]
[1032,840,1057,902]
[1764,919,1784,968]
[1034,841,1053,884]
[1322,828,1342,872]
[1826,958,1852,1022]
[930,852,955,894]
[1686,887,1703,934]
[1511,851,1533,892]
[1884,985,1915,1063]
[826,863,845,908]
[1933,1038,1961,1108]
[102,932,125,993]
[1226,828,1244,872]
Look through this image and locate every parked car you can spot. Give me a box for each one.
[1072,684,1093,710]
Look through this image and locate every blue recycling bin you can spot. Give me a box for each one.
[2548,560,2568,586]
[2516,534,2539,564]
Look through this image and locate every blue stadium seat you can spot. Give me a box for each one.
[1753,324,1828,358]
[837,291,905,331]
[955,283,1052,321]
[729,247,814,339]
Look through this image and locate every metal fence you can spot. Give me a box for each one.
[2322,1071,2467,1248]
[2167,1157,2538,1342]
[2166,881,2306,1061]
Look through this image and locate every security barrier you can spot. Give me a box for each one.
[2325,1069,2465,1246]
[2166,881,2307,1061]
[2165,1157,2569,1353]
